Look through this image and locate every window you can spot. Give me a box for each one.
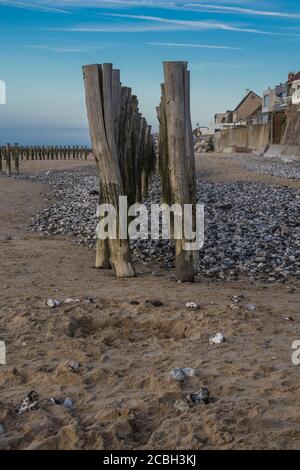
[263,95,269,107]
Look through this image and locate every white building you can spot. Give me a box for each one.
[291,79,300,105]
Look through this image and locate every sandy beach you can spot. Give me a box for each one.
[0,155,299,450]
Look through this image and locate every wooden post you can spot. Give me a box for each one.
[14,143,19,175]
[6,143,11,176]
[0,146,2,174]
[141,124,154,199]
[158,61,198,282]
[135,117,147,202]
[83,63,135,277]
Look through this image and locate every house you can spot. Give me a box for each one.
[275,82,289,110]
[261,71,300,122]
[247,105,263,125]
[262,87,277,114]
[291,78,300,105]
[287,71,300,97]
[214,91,261,129]
[232,91,262,125]
[214,111,233,125]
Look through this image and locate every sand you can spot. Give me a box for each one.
[0,156,299,450]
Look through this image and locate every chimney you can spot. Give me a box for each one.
[288,71,295,82]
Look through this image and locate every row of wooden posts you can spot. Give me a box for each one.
[83,63,156,278]
[0,144,91,176]
[83,61,198,282]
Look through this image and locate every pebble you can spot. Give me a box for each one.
[246,304,257,312]
[174,400,190,412]
[185,302,199,310]
[187,388,210,405]
[170,367,197,381]
[243,155,300,180]
[209,332,225,345]
[170,368,186,382]
[50,397,63,405]
[46,299,61,308]
[69,361,80,371]
[63,397,74,409]
[64,298,80,304]
[0,424,4,434]
[16,391,39,415]
[231,295,244,305]
[181,367,197,377]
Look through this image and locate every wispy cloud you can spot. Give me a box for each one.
[23,44,85,52]
[89,13,300,36]
[147,41,242,50]
[184,3,300,20]
[190,61,255,71]
[22,41,117,52]
[54,23,185,32]
[0,0,264,13]
[0,0,70,14]
[0,0,183,11]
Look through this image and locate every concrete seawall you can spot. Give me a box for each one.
[214,124,270,153]
[282,108,300,146]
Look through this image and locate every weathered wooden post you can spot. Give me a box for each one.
[14,143,19,175]
[135,117,146,202]
[83,63,135,277]
[158,61,199,282]
[6,143,11,177]
[141,124,154,199]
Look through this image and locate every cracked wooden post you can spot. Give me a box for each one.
[83,63,135,278]
[158,61,199,282]
[184,68,199,274]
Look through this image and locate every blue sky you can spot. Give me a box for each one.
[0,0,300,144]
